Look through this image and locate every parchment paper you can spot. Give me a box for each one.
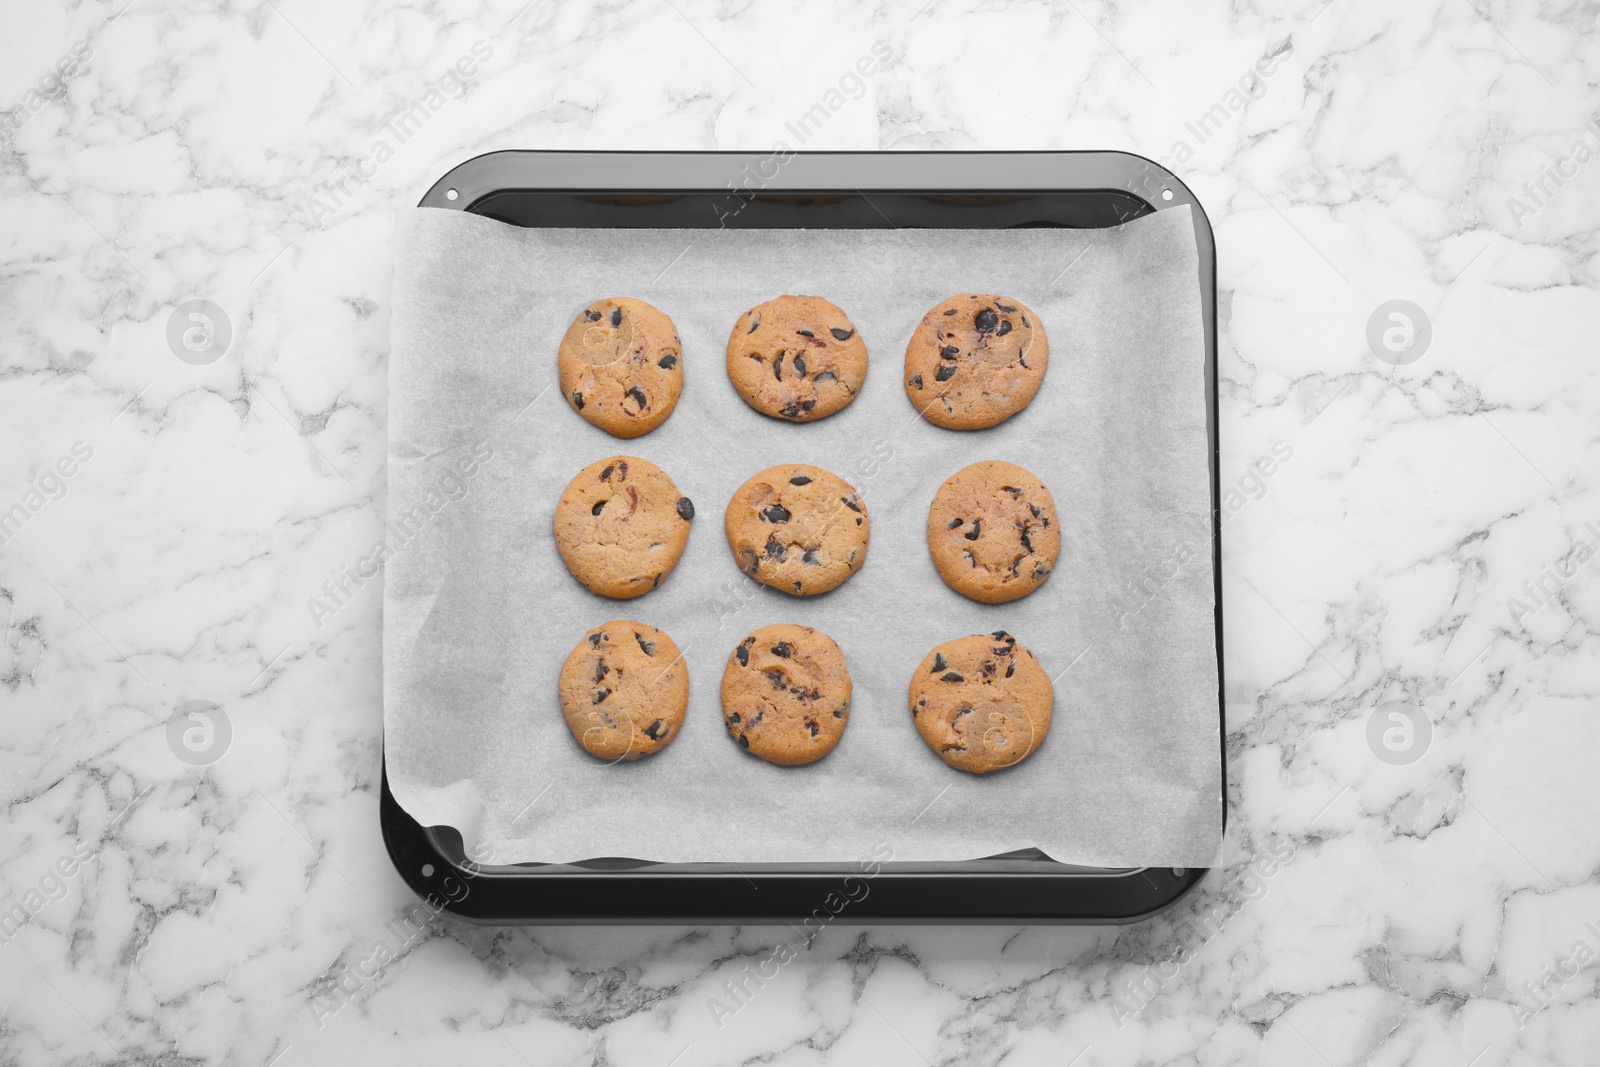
[383,204,1220,867]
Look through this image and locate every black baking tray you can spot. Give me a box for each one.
[381,150,1221,923]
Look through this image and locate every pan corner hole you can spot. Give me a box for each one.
[1161,188,1174,201]
[445,188,459,201]
[421,863,435,877]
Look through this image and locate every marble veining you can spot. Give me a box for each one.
[1,0,1598,1063]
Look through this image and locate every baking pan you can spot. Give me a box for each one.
[381,150,1221,923]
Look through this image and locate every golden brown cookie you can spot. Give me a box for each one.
[724,464,868,596]
[558,621,688,760]
[559,298,682,438]
[553,456,693,598]
[721,624,851,765]
[726,295,867,421]
[926,460,1061,603]
[904,294,1048,429]
[908,632,1052,774]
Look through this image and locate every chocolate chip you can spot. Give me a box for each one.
[908,373,923,389]
[792,580,802,592]
[593,689,610,704]
[779,398,817,418]
[789,474,812,485]
[762,504,791,523]
[585,309,602,322]
[594,659,609,682]
[792,355,807,377]
[941,671,965,683]
[830,327,854,341]
[676,497,695,520]
[975,309,998,332]
[615,461,628,480]
[738,548,759,573]
[992,630,1013,642]
[764,536,785,561]
[748,313,760,333]
[591,499,606,516]
[772,642,792,658]
[1006,661,1015,677]
[763,668,786,687]
[997,320,1012,336]
[635,632,656,656]
[588,632,604,647]
[600,464,614,481]
[644,720,666,740]
[834,708,845,718]
[1021,314,1030,327]
[935,364,956,382]
[735,644,749,666]
[940,345,959,359]
[1002,486,1022,498]
[658,354,677,370]
[1033,562,1050,579]
[805,719,819,737]
[997,302,1017,313]
[796,329,814,338]
[610,307,622,327]
[842,497,861,513]
[947,518,963,530]
[572,390,585,410]
[738,734,750,749]
[802,548,820,565]
[964,520,981,541]
[728,712,742,725]
[774,353,785,380]
[943,308,957,316]
[1028,504,1042,518]
[1020,529,1033,552]
[855,516,863,526]
[931,653,947,673]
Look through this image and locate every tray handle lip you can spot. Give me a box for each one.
[384,148,1222,923]
[381,766,1212,925]
[415,148,1212,230]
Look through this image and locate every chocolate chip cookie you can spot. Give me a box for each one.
[559,298,682,438]
[724,464,868,596]
[926,460,1060,603]
[558,621,688,760]
[904,294,1048,430]
[908,632,1053,774]
[726,295,867,421]
[553,456,693,598]
[721,624,851,765]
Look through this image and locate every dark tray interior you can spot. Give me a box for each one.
[383,150,1221,924]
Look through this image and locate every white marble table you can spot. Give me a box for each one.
[2,0,1597,1063]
